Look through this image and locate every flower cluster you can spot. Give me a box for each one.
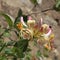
[17,16,55,51]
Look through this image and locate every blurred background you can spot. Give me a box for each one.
[0,0,60,60]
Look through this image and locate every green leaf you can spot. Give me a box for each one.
[0,39,4,46]
[56,1,60,8]
[26,56,30,60]
[14,39,29,52]
[0,13,13,27]
[14,9,23,28]
[43,54,49,57]
[4,48,13,55]
[0,29,11,38]
[25,53,31,60]
[36,50,41,57]
[54,0,60,11]
[3,32,11,37]
[17,9,23,18]
[6,41,15,46]
[30,0,38,5]
[0,43,6,52]
[14,39,28,58]
[0,56,7,60]
[3,29,11,37]
[15,48,25,58]
[12,47,25,58]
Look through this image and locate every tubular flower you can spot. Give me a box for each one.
[39,24,52,41]
[27,16,35,28]
[20,28,33,40]
[41,24,50,34]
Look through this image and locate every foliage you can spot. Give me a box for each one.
[54,0,60,11]
[0,9,57,60]
[0,9,29,60]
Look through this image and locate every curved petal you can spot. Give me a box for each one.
[40,18,43,26]
[20,16,28,27]
[45,29,52,37]
[37,18,43,28]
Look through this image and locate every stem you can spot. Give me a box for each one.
[27,8,54,15]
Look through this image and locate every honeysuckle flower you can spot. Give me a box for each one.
[21,30,31,39]
[41,24,49,33]
[21,28,33,40]
[45,29,52,37]
[42,24,52,36]
[16,16,55,52]
[42,34,49,41]
[39,24,52,41]
[27,16,36,28]
[37,39,41,44]
[32,19,43,38]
